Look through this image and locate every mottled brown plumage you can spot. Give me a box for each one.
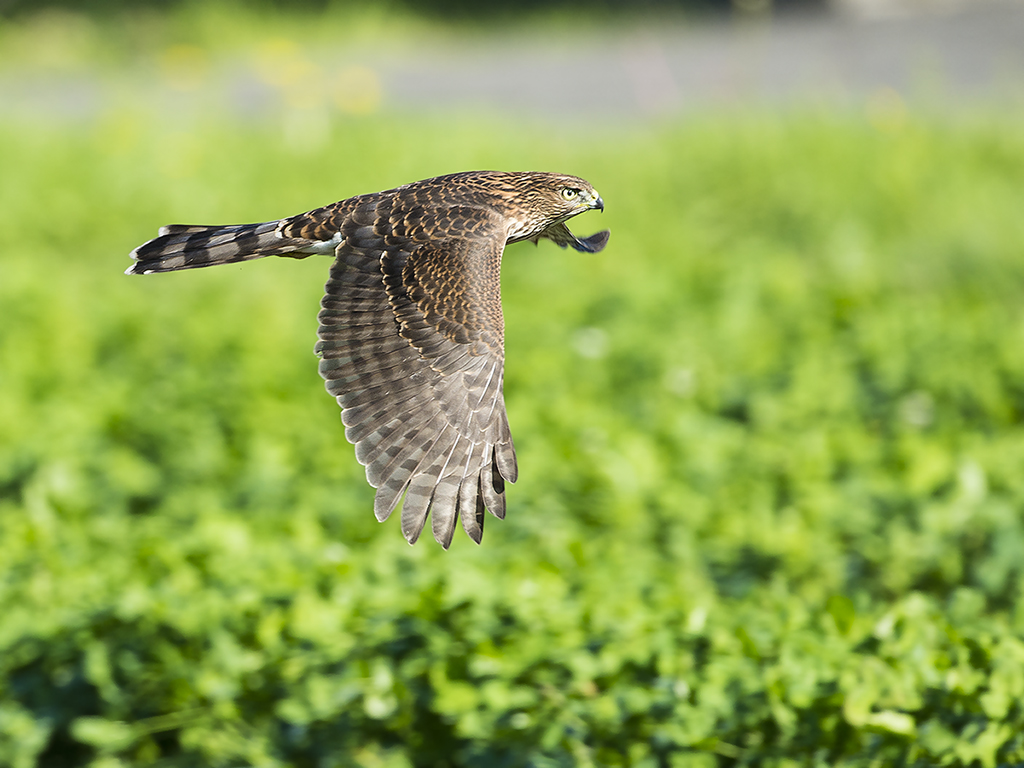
[127,171,608,548]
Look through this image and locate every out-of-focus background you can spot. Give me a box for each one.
[3,1,1024,766]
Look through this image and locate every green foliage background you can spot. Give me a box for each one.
[3,8,1024,767]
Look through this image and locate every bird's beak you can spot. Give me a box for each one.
[581,191,603,212]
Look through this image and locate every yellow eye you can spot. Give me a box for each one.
[560,187,580,201]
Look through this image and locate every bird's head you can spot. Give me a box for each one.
[506,172,610,253]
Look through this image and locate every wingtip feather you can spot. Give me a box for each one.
[576,229,610,253]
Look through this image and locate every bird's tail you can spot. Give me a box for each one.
[126,221,316,275]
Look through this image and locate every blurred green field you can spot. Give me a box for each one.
[4,18,1024,765]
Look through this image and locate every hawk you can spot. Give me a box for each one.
[127,171,608,548]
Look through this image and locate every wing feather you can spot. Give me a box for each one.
[317,203,518,545]
[456,441,489,544]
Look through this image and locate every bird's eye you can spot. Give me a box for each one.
[560,187,580,201]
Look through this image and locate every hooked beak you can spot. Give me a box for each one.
[569,189,602,215]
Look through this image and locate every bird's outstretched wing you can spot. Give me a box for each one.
[314,199,517,548]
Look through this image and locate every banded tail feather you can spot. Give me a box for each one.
[125,221,341,275]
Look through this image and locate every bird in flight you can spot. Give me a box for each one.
[127,171,608,548]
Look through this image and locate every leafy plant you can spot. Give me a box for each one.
[2,68,1024,766]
